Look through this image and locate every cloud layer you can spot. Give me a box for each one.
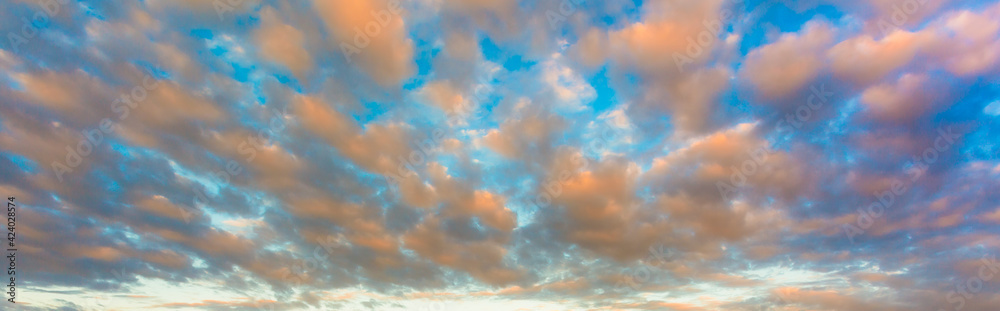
[1,0,999,310]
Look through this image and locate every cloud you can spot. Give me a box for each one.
[828,29,935,86]
[314,0,416,86]
[740,21,835,100]
[859,73,945,123]
[539,53,597,111]
[418,80,467,112]
[294,94,411,174]
[253,6,314,80]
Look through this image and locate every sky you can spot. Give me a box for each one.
[1,0,1000,310]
